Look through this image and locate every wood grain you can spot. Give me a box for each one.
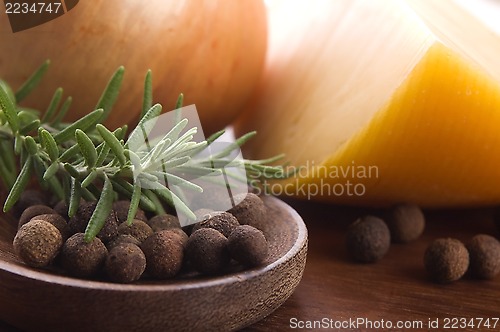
[0,196,307,332]
[245,198,500,331]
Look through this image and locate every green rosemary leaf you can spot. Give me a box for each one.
[173,93,184,125]
[52,96,72,126]
[75,129,97,168]
[0,138,16,173]
[46,173,65,201]
[42,87,63,123]
[153,183,195,220]
[40,129,59,162]
[63,163,82,179]
[0,80,15,105]
[175,165,222,177]
[43,161,59,181]
[212,131,257,159]
[81,186,96,201]
[141,70,153,119]
[24,136,38,155]
[96,124,125,166]
[127,183,142,226]
[96,66,125,122]
[142,189,165,215]
[0,82,20,133]
[53,108,103,144]
[118,125,128,140]
[19,119,40,135]
[68,177,81,218]
[3,156,32,212]
[95,144,110,167]
[59,144,80,162]
[152,171,203,193]
[126,103,162,147]
[111,178,156,212]
[157,155,190,169]
[206,129,225,145]
[84,175,114,242]
[0,155,15,189]
[14,135,24,155]
[81,170,97,188]
[31,154,46,189]
[15,60,50,103]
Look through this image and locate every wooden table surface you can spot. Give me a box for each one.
[244,198,500,331]
[1,198,499,331]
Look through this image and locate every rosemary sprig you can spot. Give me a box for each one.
[0,61,292,242]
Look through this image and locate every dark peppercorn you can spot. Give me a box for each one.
[466,234,500,279]
[191,211,239,237]
[107,234,141,250]
[386,203,425,243]
[13,220,63,267]
[68,201,118,243]
[228,193,267,230]
[185,228,230,275]
[117,220,153,243]
[18,205,56,229]
[30,214,71,241]
[105,243,146,283]
[141,230,184,279]
[424,238,469,283]
[112,200,147,223]
[12,189,48,218]
[169,228,189,247]
[346,216,391,263]
[61,233,108,278]
[147,214,181,232]
[53,200,70,221]
[228,225,268,267]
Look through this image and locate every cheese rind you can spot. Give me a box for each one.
[234,0,500,207]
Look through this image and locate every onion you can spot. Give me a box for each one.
[0,0,267,134]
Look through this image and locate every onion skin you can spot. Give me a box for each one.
[0,0,267,134]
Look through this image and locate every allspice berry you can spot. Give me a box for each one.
[107,234,141,250]
[191,212,239,237]
[186,228,230,275]
[141,230,184,279]
[61,233,108,278]
[228,193,267,230]
[147,214,181,232]
[386,203,425,243]
[18,205,56,229]
[112,200,147,223]
[13,220,63,267]
[12,189,48,218]
[424,238,469,283]
[53,200,70,221]
[228,225,268,267]
[68,202,118,243]
[466,234,500,279]
[346,216,391,263]
[105,243,146,283]
[117,220,153,243]
[30,214,71,241]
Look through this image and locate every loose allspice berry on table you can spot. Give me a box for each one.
[386,203,425,243]
[424,238,469,283]
[346,215,391,263]
[466,234,500,280]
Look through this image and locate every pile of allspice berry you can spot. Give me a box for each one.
[11,189,269,283]
[346,203,500,284]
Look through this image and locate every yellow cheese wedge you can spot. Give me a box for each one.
[234,0,500,208]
